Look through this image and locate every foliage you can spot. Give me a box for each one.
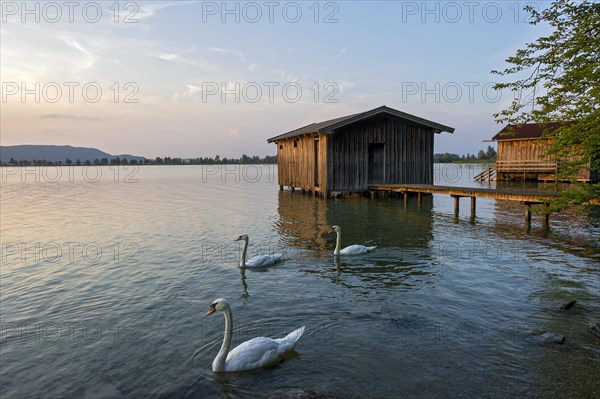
[491,0,600,211]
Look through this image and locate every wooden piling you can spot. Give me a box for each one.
[365,184,560,227]
[452,195,460,223]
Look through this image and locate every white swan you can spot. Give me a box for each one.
[328,225,377,255]
[236,234,284,267]
[204,298,305,372]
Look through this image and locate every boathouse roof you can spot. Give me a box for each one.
[266,105,455,143]
[491,122,566,141]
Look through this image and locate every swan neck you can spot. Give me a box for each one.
[334,229,341,255]
[213,304,233,372]
[239,237,249,267]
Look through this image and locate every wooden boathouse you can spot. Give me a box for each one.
[267,105,454,197]
[491,122,597,182]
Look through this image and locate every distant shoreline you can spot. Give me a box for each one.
[0,162,277,167]
[0,161,493,167]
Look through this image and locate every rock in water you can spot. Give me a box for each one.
[540,332,566,344]
[586,323,600,339]
[559,300,576,310]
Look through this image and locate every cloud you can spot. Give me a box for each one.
[155,47,219,73]
[338,81,356,92]
[207,47,247,64]
[136,2,200,21]
[336,48,348,58]
[158,53,179,61]
[184,84,202,97]
[39,113,99,121]
[61,36,95,70]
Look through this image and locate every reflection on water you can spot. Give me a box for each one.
[1,165,598,398]
[276,190,435,251]
[276,190,439,292]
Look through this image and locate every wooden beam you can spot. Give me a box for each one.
[368,184,560,203]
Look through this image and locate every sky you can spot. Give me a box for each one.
[0,1,552,158]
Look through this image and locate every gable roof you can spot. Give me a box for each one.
[267,105,454,143]
[492,122,565,141]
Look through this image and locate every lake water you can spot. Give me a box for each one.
[1,164,599,398]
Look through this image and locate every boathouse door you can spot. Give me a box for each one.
[368,143,385,184]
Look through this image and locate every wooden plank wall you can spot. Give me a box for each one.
[275,133,328,192]
[497,139,592,181]
[497,139,553,163]
[327,116,434,191]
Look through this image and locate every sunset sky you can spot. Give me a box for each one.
[1,1,551,158]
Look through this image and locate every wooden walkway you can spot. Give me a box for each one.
[369,184,562,225]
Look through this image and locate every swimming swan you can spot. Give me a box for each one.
[204,298,305,372]
[236,234,284,267]
[328,225,377,255]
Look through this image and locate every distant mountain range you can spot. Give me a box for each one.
[0,145,146,163]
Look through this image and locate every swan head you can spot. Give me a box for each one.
[328,225,341,234]
[204,298,229,317]
[235,234,249,242]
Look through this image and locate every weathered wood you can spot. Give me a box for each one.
[327,118,435,192]
[370,184,559,224]
[452,195,460,223]
[369,184,561,203]
[496,138,593,182]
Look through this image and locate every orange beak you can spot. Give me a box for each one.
[204,305,216,317]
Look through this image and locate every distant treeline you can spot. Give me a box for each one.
[434,146,497,163]
[0,154,277,166]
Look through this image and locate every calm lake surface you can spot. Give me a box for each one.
[1,164,599,398]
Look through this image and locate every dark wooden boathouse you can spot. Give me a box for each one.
[267,105,454,197]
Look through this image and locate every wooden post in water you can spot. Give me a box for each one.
[452,195,460,223]
[418,192,422,209]
[470,196,476,223]
[544,202,550,225]
[525,203,532,227]
[403,192,408,210]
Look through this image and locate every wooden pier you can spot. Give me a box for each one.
[369,184,561,226]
